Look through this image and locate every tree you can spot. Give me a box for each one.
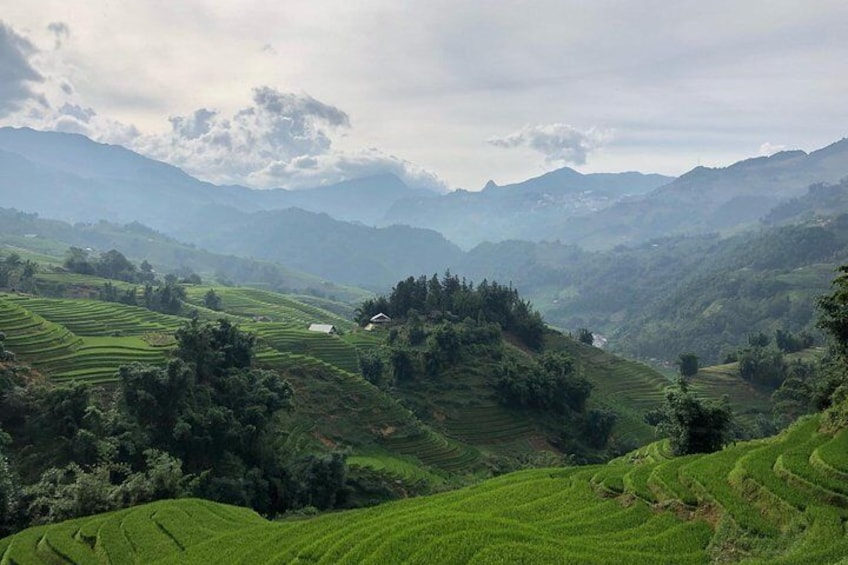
[359,351,385,387]
[390,348,415,382]
[204,288,222,311]
[818,265,848,359]
[63,247,95,275]
[737,346,786,388]
[646,378,732,455]
[678,353,699,378]
[577,328,594,346]
[96,249,136,281]
[0,429,18,535]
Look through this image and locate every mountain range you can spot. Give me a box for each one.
[2,126,848,291]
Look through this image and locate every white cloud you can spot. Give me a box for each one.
[758,141,786,156]
[0,18,446,192]
[489,123,613,166]
[129,86,445,191]
[248,149,447,192]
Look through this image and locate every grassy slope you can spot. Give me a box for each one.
[4,414,848,564]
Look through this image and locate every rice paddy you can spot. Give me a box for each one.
[4,413,848,563]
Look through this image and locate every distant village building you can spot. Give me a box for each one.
[308,323,338,334]
[369,313,392,324]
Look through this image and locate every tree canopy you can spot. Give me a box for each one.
[357,272,545,349]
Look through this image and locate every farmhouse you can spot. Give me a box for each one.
[369,313,392,324]
[308,323,338,334]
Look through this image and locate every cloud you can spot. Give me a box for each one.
[759,142,786,156]
[247,149,447,192]
[0,21,46,116]
[131,86,445,191]
[489,123,613,166]
[47,22,70,49]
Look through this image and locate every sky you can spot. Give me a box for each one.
[1,1,847,191]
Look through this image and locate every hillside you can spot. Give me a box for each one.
[3,414,848,563]
[461,218,848,364]
[0,208,369,303]
[0,269,689,477]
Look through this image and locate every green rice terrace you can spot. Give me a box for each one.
[3,413,848,564]
[0,294,174,384]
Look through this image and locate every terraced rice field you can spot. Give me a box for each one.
[3,294,184,337]
[0,295,171,384]
[347,452,446,486]
[7,413,848,563]
[254,347,481,472]
[184,286,354,330]
[442,404,539,447]
[250,324,361,373]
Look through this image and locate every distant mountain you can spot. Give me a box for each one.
[212,174,437,226]
[563,139,848,249]
[0,207,370,303]
[0,127,459,289]
[763,178,848,226]
[0,127,431,228]
[386,167,673,248]
[171,205,463,289]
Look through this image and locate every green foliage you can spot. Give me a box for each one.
[677,352,699,377]
[0,430,18,536]
[646,378,733,455]
[737,345,787,388]
[577,328,594,345]
[497,352,592,415]
[357,273,545,350]
[0,252,38,292]
[142,280,186,314]
[774,328,814,353]
[358,350,385,387]
[203,288,222,311]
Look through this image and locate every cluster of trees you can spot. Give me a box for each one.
[369,317,503,387]
[497,352,615,450]
[64,247,156,284]
[0,320,349,535]
[0,253,37,293]
[815,265,848,429]
[98,276,187,315]
[724,330,813,389]
[645,379,733,455]
[357,273,546,349]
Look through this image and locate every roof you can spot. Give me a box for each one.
[308,323,337,333]
[370,313,392,323]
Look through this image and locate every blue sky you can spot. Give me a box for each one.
[1,0,847,190]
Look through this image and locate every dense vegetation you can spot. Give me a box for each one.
[356,273,545,350]
[462,216,848,364]
[0,318,358,535]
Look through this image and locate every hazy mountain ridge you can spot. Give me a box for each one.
[0,127,431,228]
[386,167,674,248]
[565,139,848,249]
